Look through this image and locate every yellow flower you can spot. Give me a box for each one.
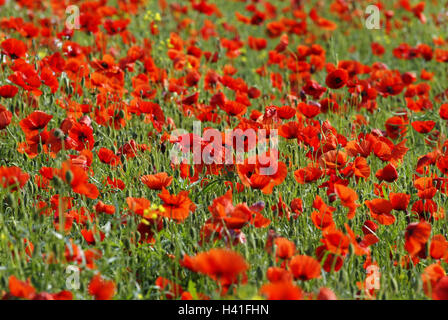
[144,10,153,21]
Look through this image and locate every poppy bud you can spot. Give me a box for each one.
[118,109,125,119]
[65,170,73,184]
[5,193,15,208]
[37,142,43,154]
[52,176,63,188]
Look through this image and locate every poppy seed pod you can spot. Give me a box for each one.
[36,143,43,154]
[53,128,65,140]
[65,170,74,185]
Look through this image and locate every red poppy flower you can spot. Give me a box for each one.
[266,267,293,283]
[346,156,370,181]
[0,104,12,130]
[430,235,448,260]
[311,206,336,231]
[294,164,323,184]
[1,38,27,59]
[158,188,195,221]
[345,136,374,158]
[321,229,350,256]
[248,36,267,50]
[103,18,130,35]
[0,84,19,98]
[319,150,348,170]
[334,183,359,219]
[437,155,448,175]
[362,220,378,235]
[316,245,344,273]
[414,177,437,199]
[208,190,269,229]
[289,255,321,281]
[141,172,173,190]
[375,163,398,182]
[389,193,410,211]
[279,121,301,140]
[440,104,448,120]
[8,276,36,299]
[274,237,295,260]
[126,197,151,216]
[326,69,348,89]
[181,248,248,288]
[88,274,116,300]
[302,80,327,100]
[237,153,287,194]
[411,120,436,134]
[60,160,99,199]
[97,148,121,166]
[81,228,105,245]
[219,100,247,117]
[421,264,446,298]
[19,111,53,136]
[276,106,296,119]
[385,116,408,140]
[94,201,115,215]
[68,120,94,151]
[311,195,336,229]
[260,281,303,300]
[371,42,385,56]
[365,198,395,225]
[298,102,321,118]
[155,277,184,299]
[290,198,303,216]
[411,199,438,220]
[404,221,431,256]
[0,166,30,190]
[345,223,375,256]
[376,73,404,97]
[106,176,126,190]
[433,276,448,300]
[373,137,409,165]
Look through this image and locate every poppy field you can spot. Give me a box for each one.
[0,0,448,301]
